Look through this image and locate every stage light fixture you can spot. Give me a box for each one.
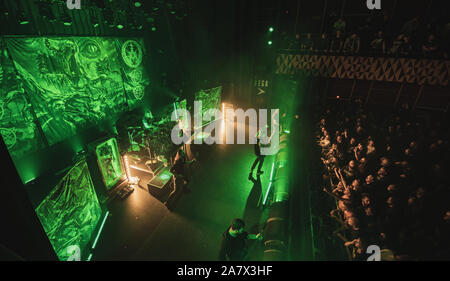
[61,14,72,26]
[17,9,29,25]
[269,27,274,32]
[1,6,9,16]
[124,155,131,181]
[115,10,126,29]
[144,13,155,23]
[59,6,73,26]
[91,12,100,28]
[222,103,225,119]
[18,17,29,25]
[268,40,273,45]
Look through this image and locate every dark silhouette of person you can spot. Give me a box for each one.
[250,133,265,176]
[165,148,195,210]
[218,218,262,261]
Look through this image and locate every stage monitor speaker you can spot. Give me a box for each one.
[147,167,173,199]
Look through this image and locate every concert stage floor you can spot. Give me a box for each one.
[92,143,274,261]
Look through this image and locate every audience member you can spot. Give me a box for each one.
[301,33,314,52]
[343,33,361,54]
[333,18,347,35]
[282,14,446,59]
[315,33,330,53]
[330,30,344,53]
[422,34,439,58]
[398,36,413,57]
[370,31,386,55]
[390,34,404,56]
[317,99,449,260]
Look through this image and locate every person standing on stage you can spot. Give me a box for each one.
[250,130,266,177]
[165,148,195,210]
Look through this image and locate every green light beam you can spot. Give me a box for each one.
[174,102,179,120]
[262,162,276,205]
[91,211,109,249]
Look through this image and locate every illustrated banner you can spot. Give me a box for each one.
[115,38,150,109]
[276,54,450,86]
[6,37,129,145]
[35,160,102,261]
[0,39,45,159]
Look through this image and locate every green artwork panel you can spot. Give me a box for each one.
[114,39,150,109]
[194,86,222,126]
[35,160,102,261]
[0,39,45,159]
[95,138,124,190]
[5,37,128,145]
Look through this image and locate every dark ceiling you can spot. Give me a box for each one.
[1,0,447,95]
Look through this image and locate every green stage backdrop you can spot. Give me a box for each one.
[2,37,149,152]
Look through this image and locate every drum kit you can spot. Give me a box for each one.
[125,121,172,181]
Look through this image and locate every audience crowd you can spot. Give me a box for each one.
[281,15,450,59]
[316,99,449,260]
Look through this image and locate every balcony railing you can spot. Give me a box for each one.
[275,52,449,87]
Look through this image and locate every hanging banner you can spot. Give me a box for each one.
[0,38,45,159]
[6,37,128,145]
[35,160,102,261]
[115,38,150,109]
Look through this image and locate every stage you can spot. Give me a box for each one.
[91,142,273,260]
